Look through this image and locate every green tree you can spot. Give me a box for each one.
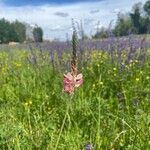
[93,27,108,39]
[139,17,150,33]
[12,20,26,42]
[0,18,18,43]
[33,26,43,42]
[9,23,18,42]
[0,18,26,43]
[113,13,132,36]
[130,3,142,33]
[144,0,150,16]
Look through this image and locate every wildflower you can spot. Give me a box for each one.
[113,68,117,71]
[25,102,28,106]
[63,26,83,95]
[63,72,83,94]
[85,144,94,150]
[16,63,21,67]
[29,100,32,105]
[123,54,126,58]
[13,62,21,67]
[92,84,95,88]
[99,81,103,85]
[136,78,140,82]
[98,52,102,57]
[125,65,128,68]
[130,60,133,63]
[97,63,100,67]
[146,76,150,80]
[129,64,132,67]
[140,71,143,74]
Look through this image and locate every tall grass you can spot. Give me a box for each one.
[0,45,149,149]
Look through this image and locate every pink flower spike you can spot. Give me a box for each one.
[63,72,83,94]
[63,73,74,94]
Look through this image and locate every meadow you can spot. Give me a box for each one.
[0,35,150,150]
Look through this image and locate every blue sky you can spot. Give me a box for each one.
[4,0,103,6]
[0,0,147,40]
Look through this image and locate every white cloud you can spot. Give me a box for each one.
[54,11,69,17]
[90,9,100,14]
[0,0,148,40]
[112,8,121,14]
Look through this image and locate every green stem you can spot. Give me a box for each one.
[54,96,73,150]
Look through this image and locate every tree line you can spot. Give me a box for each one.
[0,18,43,44]
[93,0,150,39]
[1,0,150,42]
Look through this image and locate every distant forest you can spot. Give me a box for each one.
[93,0,150,39]
[0,19,43,43]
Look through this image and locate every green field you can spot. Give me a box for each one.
[0,47,150,150]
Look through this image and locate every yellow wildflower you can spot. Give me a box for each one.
[99,81,103,85]
[146,76,150,80]
[113,68,117,71]
[29,100,32,105]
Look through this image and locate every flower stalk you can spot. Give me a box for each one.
[63,24,83,94]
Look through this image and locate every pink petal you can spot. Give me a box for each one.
[76,73,83,80]
[63,72,83,94]
[75,79,83,87]
[64,83,74,94]
[64,72,73,81]
[63,73,74,94]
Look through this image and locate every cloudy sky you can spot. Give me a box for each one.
[0,0,147,40]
